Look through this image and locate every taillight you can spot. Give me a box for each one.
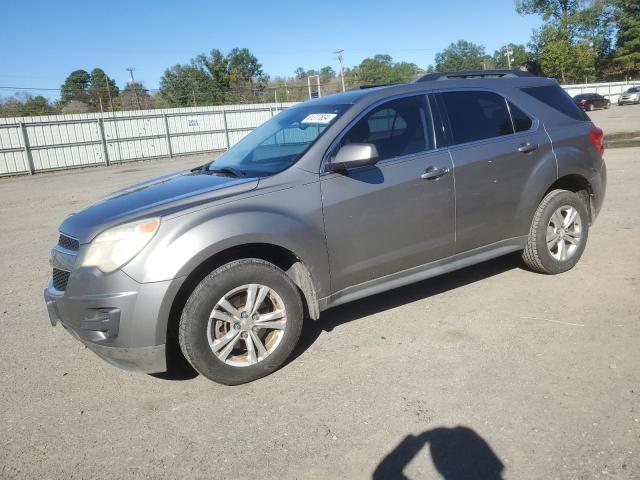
[580,99,587,105]
[588,124,604,156]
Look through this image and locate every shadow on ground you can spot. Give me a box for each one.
[289,253,521,365]
[373,426,505,480]
[153,253,521,381]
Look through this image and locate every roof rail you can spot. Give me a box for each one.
[358,83,399,89]
[414,70,535,82]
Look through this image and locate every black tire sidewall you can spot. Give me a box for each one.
[179,259,303,385]
[534,192,589,274]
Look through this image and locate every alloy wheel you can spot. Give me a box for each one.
[546,205,582,261]
[207,284,287,367]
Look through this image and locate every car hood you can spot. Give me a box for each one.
[60,169,259,242]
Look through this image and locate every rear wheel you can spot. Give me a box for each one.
[588,103,595,111]
[605,101,611,109]
[179,259,304,385]
[522,190,589,274]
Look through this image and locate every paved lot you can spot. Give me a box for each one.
[0,109,639,479]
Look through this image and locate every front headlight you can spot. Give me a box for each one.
[80,218,160,273]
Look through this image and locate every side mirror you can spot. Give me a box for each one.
[328,143,379,171]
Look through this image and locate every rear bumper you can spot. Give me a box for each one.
[43,268,178,373]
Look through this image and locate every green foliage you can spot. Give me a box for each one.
[60,69,91,106]
[610,1,640,76]
[355,54,420,85]
[88,68,119,110]
[0,93,56,117]
[539,39,596,82]
[492,44,531,69]
[158,48,268,107]
[59,68,118,110]
[434,40,488,71]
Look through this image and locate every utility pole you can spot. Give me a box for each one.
[126,67,142,110]
[503,45,513,70]
[335,49,346,92]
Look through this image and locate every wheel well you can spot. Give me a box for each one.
[544,174,593,221]
[164,243,319,370]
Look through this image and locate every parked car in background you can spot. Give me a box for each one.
[573,93,610,111]
[618,87,640,105]
[45,71,607,385]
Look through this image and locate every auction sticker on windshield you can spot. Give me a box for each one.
[301,113,337,124]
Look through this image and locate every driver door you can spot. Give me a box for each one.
[320,94,455,294]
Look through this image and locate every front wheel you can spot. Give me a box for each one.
[522,190,590,274]
[179,259,304,385]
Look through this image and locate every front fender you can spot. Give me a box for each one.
[122,180,330,298]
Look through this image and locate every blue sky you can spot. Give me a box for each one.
[0,0,541,98]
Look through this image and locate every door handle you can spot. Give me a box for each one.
[518,142,539,153]
[421,166,450,180]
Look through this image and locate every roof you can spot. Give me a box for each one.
[301,71,555,108]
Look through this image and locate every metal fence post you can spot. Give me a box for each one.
[163,114,173,158]
[18,122,34,175]
[222,109,230,149]
[97,119,110,166]
[269,106,274,117]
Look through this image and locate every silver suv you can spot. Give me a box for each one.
[45,71,606,385]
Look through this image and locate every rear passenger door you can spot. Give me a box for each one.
[435,90,556,253]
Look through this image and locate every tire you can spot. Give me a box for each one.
[522,190,590,274]
[605,102,611,109]
[179,259,304,385]
[588,103,595,111]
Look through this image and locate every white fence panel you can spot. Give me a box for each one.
[0,102,296,176]
[0,124,28,175]
[562,81,640,100]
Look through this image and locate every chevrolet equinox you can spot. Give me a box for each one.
[45,71,607,385]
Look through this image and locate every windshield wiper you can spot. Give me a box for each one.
[208,166,246,178]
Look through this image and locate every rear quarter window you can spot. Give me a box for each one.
[521,85,589,121]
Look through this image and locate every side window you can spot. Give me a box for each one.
[508,101,533,132]
[521,85,589,121]
[341,95,433,161]
[440,91,514,144]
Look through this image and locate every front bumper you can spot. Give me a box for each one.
[43,268,179,373]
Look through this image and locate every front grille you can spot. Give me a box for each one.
[52,268,70,291]
[58,234,79,251]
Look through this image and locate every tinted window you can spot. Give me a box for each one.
[508,101,533,132]
[440,91,513,144]
[521,85,589,121]
[341,95,432,161]
[626,87,639,93]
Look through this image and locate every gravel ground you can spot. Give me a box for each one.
[0,110,638,479]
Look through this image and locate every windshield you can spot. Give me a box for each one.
[205,103,349,177]
[626,87,639,93]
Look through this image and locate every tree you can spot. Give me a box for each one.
[158,48,268,107]
[610,1,640,77]
[60,69,91,107]
[355,54,420,85]
[294,67,306,80]
[434,40,488,71]
[518,0,615,79]
[539,39,595,83]
[119,82,154,110]
[492,44,530,69]
[88,68,119,110]
[0,93,56,117]
[320,66,336,83]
